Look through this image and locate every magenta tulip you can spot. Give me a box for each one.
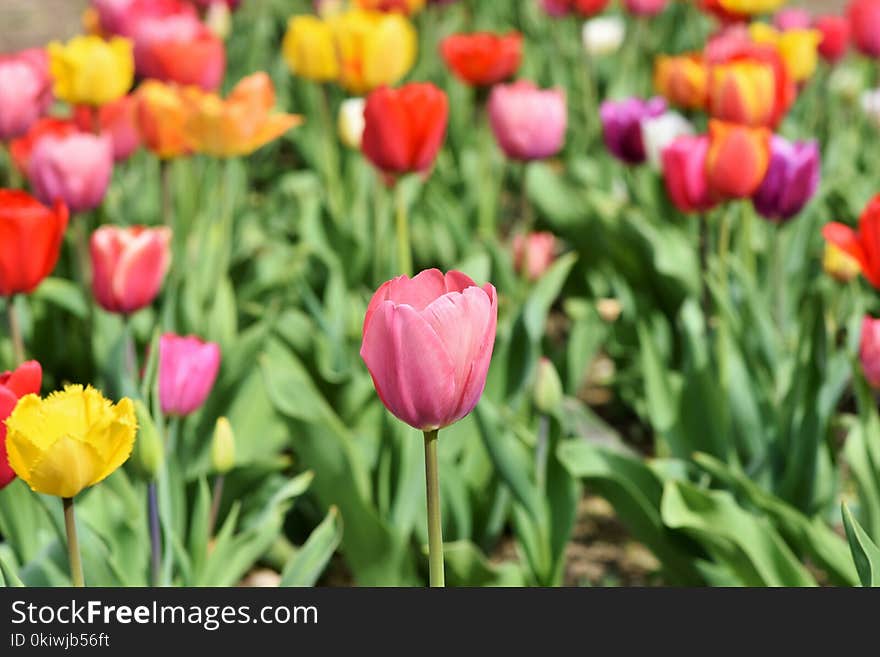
[600,96,666,165]
[623,0,668,16]
[751,136,820,222]
[361,269,497,431]
[27,132,113,213]
[0,49,52,141]
[860,316,880,388]
[488,81,567,161]
[90,225,172,314]
[661,135,717,214]
[159,333,221,417]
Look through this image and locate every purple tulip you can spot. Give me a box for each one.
[600,96,666,165]
[752,136,820,222]
[159,333,221,417]
[488,80,567,161]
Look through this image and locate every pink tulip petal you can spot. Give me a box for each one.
[361,301,457,430]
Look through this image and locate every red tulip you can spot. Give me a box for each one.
[0,189,68,297]
[823,195,880,289]
[705,120,771,200]
[90,225,172,314]
[661,135,717,214]
[0,361,42,489]
[361,83,449,180]
[814,15,850,63]
[848,0,880,57]
[440,32,523,87]
[361,269,497,431]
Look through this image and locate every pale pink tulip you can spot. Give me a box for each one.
[361,269,497,431]
[27,132,113,213]
[159,333,221,417]
[90,226,172,314]
[488,80,567,161]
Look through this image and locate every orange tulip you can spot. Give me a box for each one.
[654,54,708,111]
[354,0,425,15]
[136,79,193,159]
[705,119,771,199]
[707,44,794,128]
[182,72,302,157]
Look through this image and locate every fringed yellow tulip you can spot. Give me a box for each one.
[749,23,822,83]
[329,9,417,94]
[183,72,303,157]
[48,35,134,106]
[5,385,137,499]
[282,15,340,83]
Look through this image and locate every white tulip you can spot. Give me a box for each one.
[640,112,694,170]
[861,88,880,127]
[582,16,626,57]
[338,98,366,150]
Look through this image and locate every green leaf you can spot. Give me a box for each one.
[443,541,526,587]
[661,481,816,586]
[842,503,880,587]
[280,507,343,587]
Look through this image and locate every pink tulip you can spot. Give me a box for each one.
[623,0,668,17]
[361,269,498,431]
[90,225,172,314]
[0,49,52,141]
[159,333,221,417]
[27,132,113,213]
[512,232,557,280]
[774,8,812,31]
[661,134,717,214]
[488,80,567,161]
[860,316,880,387]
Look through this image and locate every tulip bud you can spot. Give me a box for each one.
[534,358,564,415]
[131,400,164,480]
[581,16,625,57]
[338,98,366,149]
[211,417,236,474]
[512,232,557,281]
[861,316,880,388]
[823,243,861,284]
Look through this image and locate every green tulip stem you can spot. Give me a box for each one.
[148,482,161,587]
[160,159,173,228]
[2,141,21,189]
[207,474,225,540]
[7,296,24,366]
[423,429,444,587]
[717,208,732,390]
[63,497,85,587]
[395,183,412,277]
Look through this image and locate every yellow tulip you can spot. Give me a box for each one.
[5,385,137,499]
[282,15,340,82]
[718,0,787,14]
[750,23,822,83]
[823,243,861,283]
[329,9,417,94]
[183,72,303,157]
[48,35,134,106]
